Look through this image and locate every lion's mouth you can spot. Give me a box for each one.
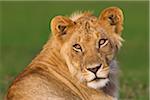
[90,76,107,82]
[87,77,109,89]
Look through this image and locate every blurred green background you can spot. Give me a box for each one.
[0,1,149,100]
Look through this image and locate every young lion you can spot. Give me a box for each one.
[6,7,124,100]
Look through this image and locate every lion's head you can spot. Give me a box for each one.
[50,7,123,89]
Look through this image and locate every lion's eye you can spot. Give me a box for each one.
[73,44,82,52]
[99,39,108,48]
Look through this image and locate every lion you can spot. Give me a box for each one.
[6,7,124,100]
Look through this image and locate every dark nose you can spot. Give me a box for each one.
[87,64,101,74]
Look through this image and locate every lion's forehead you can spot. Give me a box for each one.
[71,28,107,45]
[76,16,98,24]
[72,16,109,39]
[74,16,99,32]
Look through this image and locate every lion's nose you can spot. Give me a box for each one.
[87,64,101,74]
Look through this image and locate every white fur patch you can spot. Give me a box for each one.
[87,79,109,89]
[70,11,92,21]
[70,11,84,21]
[113,98,118,100]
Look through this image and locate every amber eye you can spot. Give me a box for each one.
[98,39,108,48]
[73,44,82,52]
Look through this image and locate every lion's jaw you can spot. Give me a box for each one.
[87,78,109,89]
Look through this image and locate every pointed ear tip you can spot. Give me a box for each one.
[103,7,123,16]
[99,7,124,21]
[51,16,73,25]
[51,16,63,24]
[108,6,122,10]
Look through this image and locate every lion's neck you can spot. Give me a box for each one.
[29,38,70,79]
[101,60,119,98]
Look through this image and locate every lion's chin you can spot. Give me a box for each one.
[87,78,109,89]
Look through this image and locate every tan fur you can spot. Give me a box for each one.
[6,7,123,100]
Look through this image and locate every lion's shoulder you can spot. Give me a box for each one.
[7,67,81,100]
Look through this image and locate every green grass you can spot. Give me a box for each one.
[0,1,149,100]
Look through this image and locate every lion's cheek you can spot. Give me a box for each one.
[96,67,109,78]
[106,54,114,61]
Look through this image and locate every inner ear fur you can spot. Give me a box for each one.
[51,16,74,36]
[99,7,124,34]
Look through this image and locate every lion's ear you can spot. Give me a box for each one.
[99,7,124,35]
[51,16,74,37]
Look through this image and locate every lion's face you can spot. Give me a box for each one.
[51,7,123,89]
